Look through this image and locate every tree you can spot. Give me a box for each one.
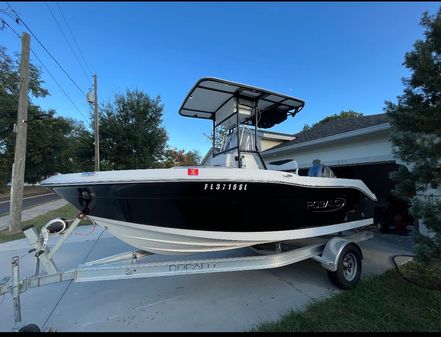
[160,147,201,168]
[99,89,168,170]
[0,45,50,191]
[385,9,441,261]
[0,45,94,189]
[203,125,228,151]
[63,121,94,173]
[0,46,49,98]
[302,110,364,131]
[25,111,94,182]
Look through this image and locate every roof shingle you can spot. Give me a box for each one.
[270,113,390,150]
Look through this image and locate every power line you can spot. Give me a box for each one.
[0,17,91,125]
[0,8,16,21]
[6,2,87,98]
[56,2,93,77]
[30,49,91,124]
[1,16,21,38]
[44,1,90,82]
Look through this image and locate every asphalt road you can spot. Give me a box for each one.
[0,192,60,216]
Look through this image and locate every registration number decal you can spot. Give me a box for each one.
[204,183,248,191]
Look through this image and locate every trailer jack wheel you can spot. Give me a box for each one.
[18,324,40,332]
[327,243,362,290]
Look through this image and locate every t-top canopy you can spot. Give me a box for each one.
[179,78,305,129]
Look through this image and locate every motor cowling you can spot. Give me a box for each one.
[308,162,336,178]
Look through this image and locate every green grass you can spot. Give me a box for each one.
[400,258,441,290]
[252,261,441,332]
[0,204,92,243]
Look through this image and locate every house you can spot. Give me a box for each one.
[258,130,297,151]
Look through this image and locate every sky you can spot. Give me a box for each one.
[1,1,440,157]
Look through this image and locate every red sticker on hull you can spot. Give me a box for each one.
[187,168,199,176]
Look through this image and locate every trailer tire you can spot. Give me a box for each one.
[326,243,362,290]
[18,324,40,332]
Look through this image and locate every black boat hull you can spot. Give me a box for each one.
[54,181,374,232]
[50,180,375,254]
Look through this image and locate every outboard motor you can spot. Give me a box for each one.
[308,159,336,178]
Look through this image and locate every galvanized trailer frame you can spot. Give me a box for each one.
[0,212,374,331]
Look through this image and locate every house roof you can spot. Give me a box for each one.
[267,113,390,151]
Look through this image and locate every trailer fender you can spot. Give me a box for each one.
[319,237,363,272]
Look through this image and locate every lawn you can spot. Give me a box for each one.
[0,204,92,243]
[252,259,441,332]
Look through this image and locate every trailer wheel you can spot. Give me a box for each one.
[18,324,40,332]
[327,243,362,290]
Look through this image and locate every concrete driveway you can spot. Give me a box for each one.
[0,226,414,332]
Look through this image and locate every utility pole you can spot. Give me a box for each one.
[9,32,31,233]
[93,74,99,171]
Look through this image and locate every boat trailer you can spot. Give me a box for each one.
[0,212,374,332]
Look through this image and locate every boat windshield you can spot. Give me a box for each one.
[220,127,257,153]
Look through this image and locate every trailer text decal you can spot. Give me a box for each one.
[169,262,216,272]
